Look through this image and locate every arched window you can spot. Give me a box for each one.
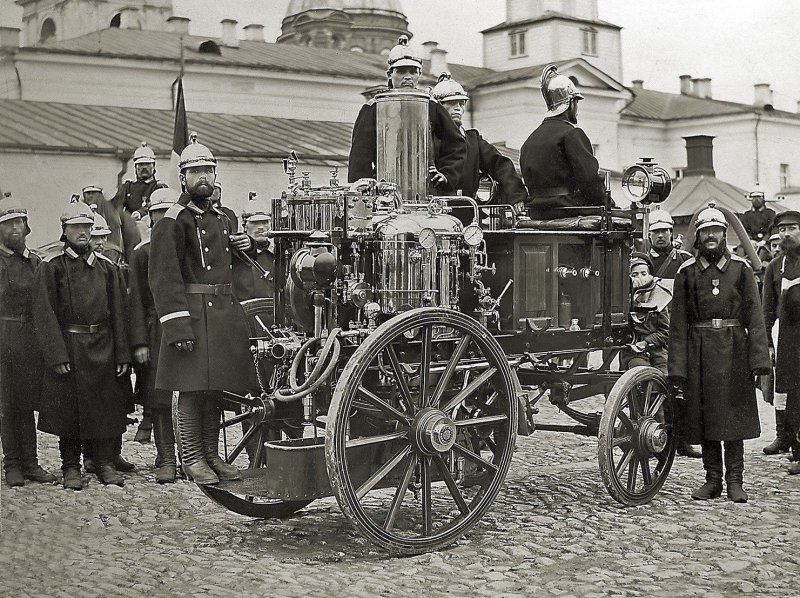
[350,46,364,53]
[110,13,121,28]
[40,18,56,43]
[198,40,221,55]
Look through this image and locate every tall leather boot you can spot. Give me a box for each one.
[763,409,791,454]
[691,440,723,500]
[201,396,241,481]
[788,428,800,475]
[176,393,218,485]
[18,409,56,483]
[134,411,153,443]
[675,400,702,458]
[1,408,25,487]
[153,409,177,484]
[82,440,95,474]
[724,440,747,503]
[95,438,124,487]
[113,435,135,472]
[59,437,83,490]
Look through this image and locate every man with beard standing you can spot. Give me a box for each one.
[0,195,57,487]
[112,142,161,221]
[149,133,253,485]
[762,210,800,474]
[668,206,771,503]
[739,190,776,243]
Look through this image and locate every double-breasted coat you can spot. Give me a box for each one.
[762,251,800,427]
[0,246,43,414]
[519,115,606,212]
[148,196,252,394]
[112,178,160,220]
[668,252,770,442]
[649,247,693,282]
[33,246,130,439]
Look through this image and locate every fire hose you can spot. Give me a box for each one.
[274,327,342,402]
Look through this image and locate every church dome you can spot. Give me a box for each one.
[286,0,406,17]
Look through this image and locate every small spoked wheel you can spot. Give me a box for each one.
[598,366,677,506]
[326,307,517,555]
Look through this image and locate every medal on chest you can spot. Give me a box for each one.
[711,279,720,296]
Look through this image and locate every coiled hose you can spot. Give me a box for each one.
[274,328,342,402]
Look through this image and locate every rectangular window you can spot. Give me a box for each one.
[509,30,526,57]
[581,28,597,56]
[780,163,791,189]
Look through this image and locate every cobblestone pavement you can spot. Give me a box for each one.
[2,396,798,598]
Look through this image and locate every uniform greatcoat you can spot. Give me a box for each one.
[649,247,692,282]
[668,252,770,442]
[0,246,43,413]
[112,178,160,220]
[148,195,252,393]
[33,247,130,439]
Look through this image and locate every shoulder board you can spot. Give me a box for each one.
[44,251,64,263]
[366,98,376,106]
[133,239,150,252]
[677,249,692,258]
[164,204,185,220]
[676,257,696,273]
[96,253,116,266]
[730,254,752,268]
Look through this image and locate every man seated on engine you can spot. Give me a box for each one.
[348,36,466,193]
[519,64,606,217]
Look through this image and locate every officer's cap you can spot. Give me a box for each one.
[82,185,103,195]
[0,193,31,235]
[695,206,728,232]
[133,141,156,165]
[431,72,469,102]
[747,190,766,201]
[648,209,674,231]
[178,132,217,171]
[774,210,800,229]
[386,36,422,71]
[769,231,781,243]
[148,187,181,213]
[242,192,271,223]
[630,252,654,273]
[60,200,95,226]
[91,212,112,237]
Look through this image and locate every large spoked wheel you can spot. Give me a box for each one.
[598,366,677,506]
[173,393,312,519]
[326,307,517,555]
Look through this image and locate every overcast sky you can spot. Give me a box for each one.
[2,0,798,110]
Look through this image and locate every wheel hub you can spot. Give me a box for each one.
[638,417,668,454]
[413,408,457,455]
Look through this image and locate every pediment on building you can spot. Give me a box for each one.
[472,58,626,94]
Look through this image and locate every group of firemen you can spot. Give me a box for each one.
[1,36,798,506]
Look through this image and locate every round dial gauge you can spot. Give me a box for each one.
[463,223,484,247]
[418,227,437,250]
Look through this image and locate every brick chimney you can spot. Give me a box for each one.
[683,135,715,177]
[754,83,773,109]
[430,47,448,78]
[221,19,239,48]
[243,24,265,42]
[422,41,438,60]
[631,79,643,90]
[167,16,191,35]
[693,77,712,99]
[679,75,692,95]
[0,27,20,49]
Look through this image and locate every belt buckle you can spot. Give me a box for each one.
[711,318,722,329]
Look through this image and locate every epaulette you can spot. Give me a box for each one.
[677,249,692,258]
[164,204,185,220]
[44,251,64,263]
[133,239,150,252]
[730,254,753,269]
[676,257,696,273]
[366,98,376,106]
[96,252,116,266]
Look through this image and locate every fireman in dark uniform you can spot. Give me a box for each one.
[762,210,800,474]
[0,195,57,487]
[129,188,181,483]
[648,209,693,285]
[149,134,253,485]
[348,36,466,192]
[236,195,274,311]
[520,64,606,216]
[431,72,528,213]
[739,190,776,242]
[34,201,131,489]
[668,207,771,503]
[112,142,161,221]
[82,185,141,266]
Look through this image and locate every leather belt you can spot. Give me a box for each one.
[531,186,571,197]
[691,319,741,329]
[185,283,232,296]
[0,314,30,323]
[63,323,107,334]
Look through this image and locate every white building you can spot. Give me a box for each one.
[1,0,798,246]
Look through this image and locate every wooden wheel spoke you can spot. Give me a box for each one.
[647,392,666,418]
[441,367,498,413]
[356,386,412,426]
[612,434,633,448]
[226,423,259,463]
[419,326,433,408]
[615,447,634,478]
[346,431,407,448]
[434,455,470,516]
[454,414,508,428]
[219,412,253,429]
[628,387,641,418]
[356,446,412,500]
[384,454,417,532]
[430,334,473,407]
[627,457,639,492]
[641,458,653,486]
[384,345,416,415]
[451,442,498,474]
[421,457,433,536]
[251,427,265,469]
[617,410,635,431]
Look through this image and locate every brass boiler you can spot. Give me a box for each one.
[375,90,429,204]
[373,210,464,313]
[271,191,340,233]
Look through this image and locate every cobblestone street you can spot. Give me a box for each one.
[2,397,798,598]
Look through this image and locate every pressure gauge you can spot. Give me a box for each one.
[463,223,484,247]
[418,227,437,250]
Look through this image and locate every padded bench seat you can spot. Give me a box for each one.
[516,216,633,231]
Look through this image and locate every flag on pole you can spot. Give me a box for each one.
[166,77,189,191]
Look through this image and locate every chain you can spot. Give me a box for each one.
[253,353,267,395]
